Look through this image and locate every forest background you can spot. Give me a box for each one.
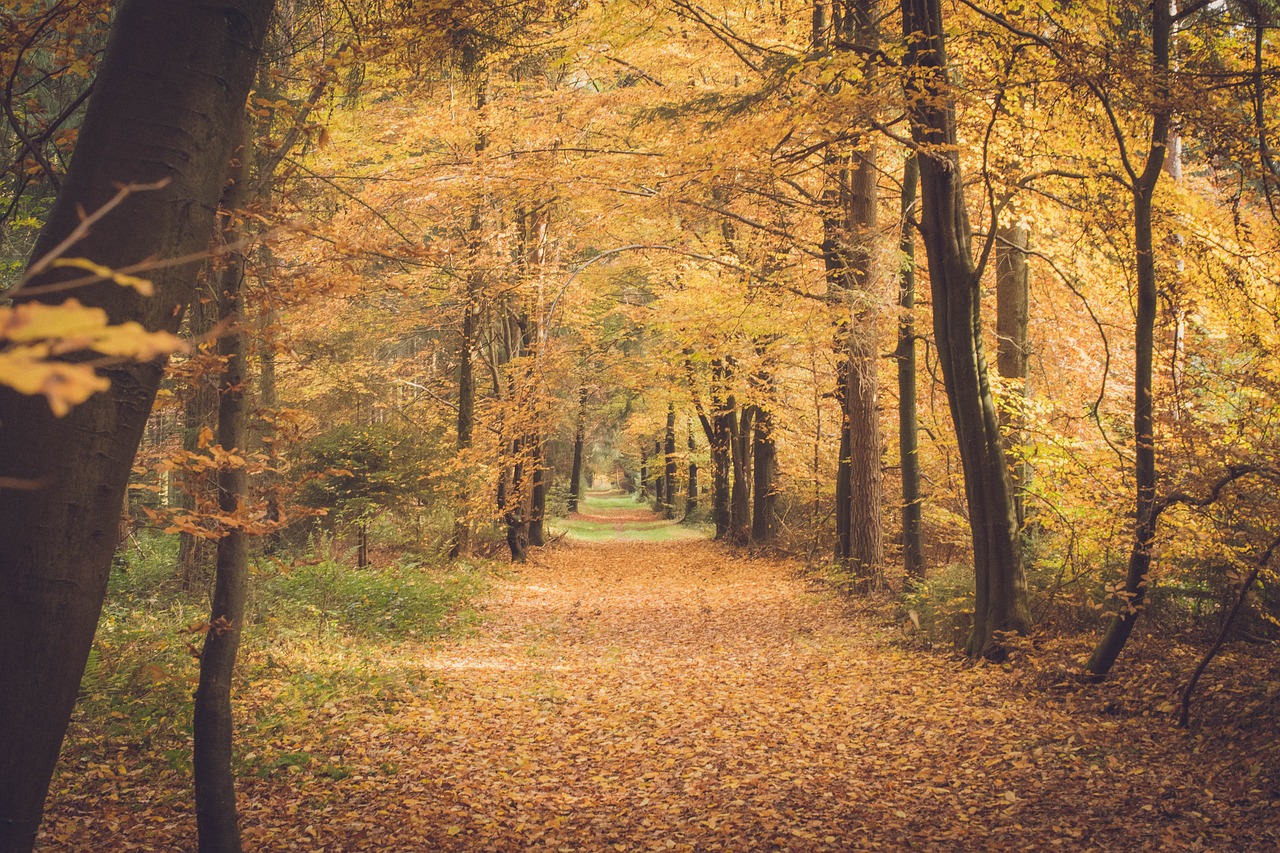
[2,0,1280,849]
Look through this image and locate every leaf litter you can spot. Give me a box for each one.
[42,528,1280,850]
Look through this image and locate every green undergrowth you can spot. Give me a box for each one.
[63,531,491,793]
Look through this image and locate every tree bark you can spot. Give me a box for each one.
[728,394,754,546]
[178,288,220,591]
[654,439,665,510]
[750,404,777,544]
[900,0,1031,657]
[844,141,884,589]
[0,4,271,848]
[686,425,698,516]
[639,445,649,500]
[449,272,477,559]
[193,141,253,851]
[1086,0,1173,678]
[897,155,926,580]
[529,438,546,547]
[663,402,677,519]
[996,223,1031,528]
[568,387,586,512]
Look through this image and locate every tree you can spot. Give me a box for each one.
[0,2,273,848]
[899,0,1032,656]
[897,154,925,580]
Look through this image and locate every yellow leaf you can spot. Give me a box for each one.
[0,300,109,343]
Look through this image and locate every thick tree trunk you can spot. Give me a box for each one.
[568,387,586,512]
[996,223,1031,528]
[193,150,252,850]
[845,146,884,589]
[897,155,926,580]
[0,5,271,848]
[1087,4,1172,677]
[663,402,677,519]
[750,404,777,544]
[900,0,1031,657]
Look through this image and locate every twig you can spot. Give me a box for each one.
[1178,532,1280,728]
[10,179,171,297]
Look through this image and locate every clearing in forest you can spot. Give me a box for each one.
[45,493,1279,850]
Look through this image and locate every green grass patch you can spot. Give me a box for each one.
[549,492,713,543]
[59,531,492,801]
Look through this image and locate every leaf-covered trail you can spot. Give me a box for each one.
[41,500,1278,851]
[233,529,1273,850]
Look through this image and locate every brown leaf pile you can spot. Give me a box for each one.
[44,537,1280,851]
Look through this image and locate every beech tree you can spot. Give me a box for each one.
[899,0,1032,656]
[0,2,273,848]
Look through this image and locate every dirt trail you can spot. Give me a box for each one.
[231,537,1275,851]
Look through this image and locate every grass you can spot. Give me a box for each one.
[547,490,713,544]
[63,531,491,790]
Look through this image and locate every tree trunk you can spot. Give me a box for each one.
[1086,1,1172,678]
[710,366,734,539]
[449,275,476,559]
[639,446,649,500]
[179,288,220,592]
[654,439,665,510]
[193,144,252,850]
[897,155,926,580]
[900,0,1031,657]
[728,396,754,545]
[686,425,698,516]
[505,438,529,563]
[529,439,546,547]
[845,140,885,589]
[0,4,271,848]
[568,387,586,512]
[996,223,1031,528]
[663,402,677,519]
[751,404,777,544]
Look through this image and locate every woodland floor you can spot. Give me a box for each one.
[42,492,1280,851]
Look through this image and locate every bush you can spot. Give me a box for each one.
[257,556,485,639]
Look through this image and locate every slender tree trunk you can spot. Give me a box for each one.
[686,425,698,517]
[193,142,252,850]
[529,439,546,546]
[728,396,754,545]
[663,402,677,519]
[654,439,665,510]
[1087,2,1172,677]
[639,446,649,500]
[897,155,926,580]
[711,379,733,539]
[179,289,220,591]
[568,387,586,512]
[0,5,271,848]
[996,223,1031,528]
[900,0,1031,657]
[449,277,476,559]
[505,438,529,563]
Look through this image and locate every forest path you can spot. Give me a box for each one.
[229,506,1275,851]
